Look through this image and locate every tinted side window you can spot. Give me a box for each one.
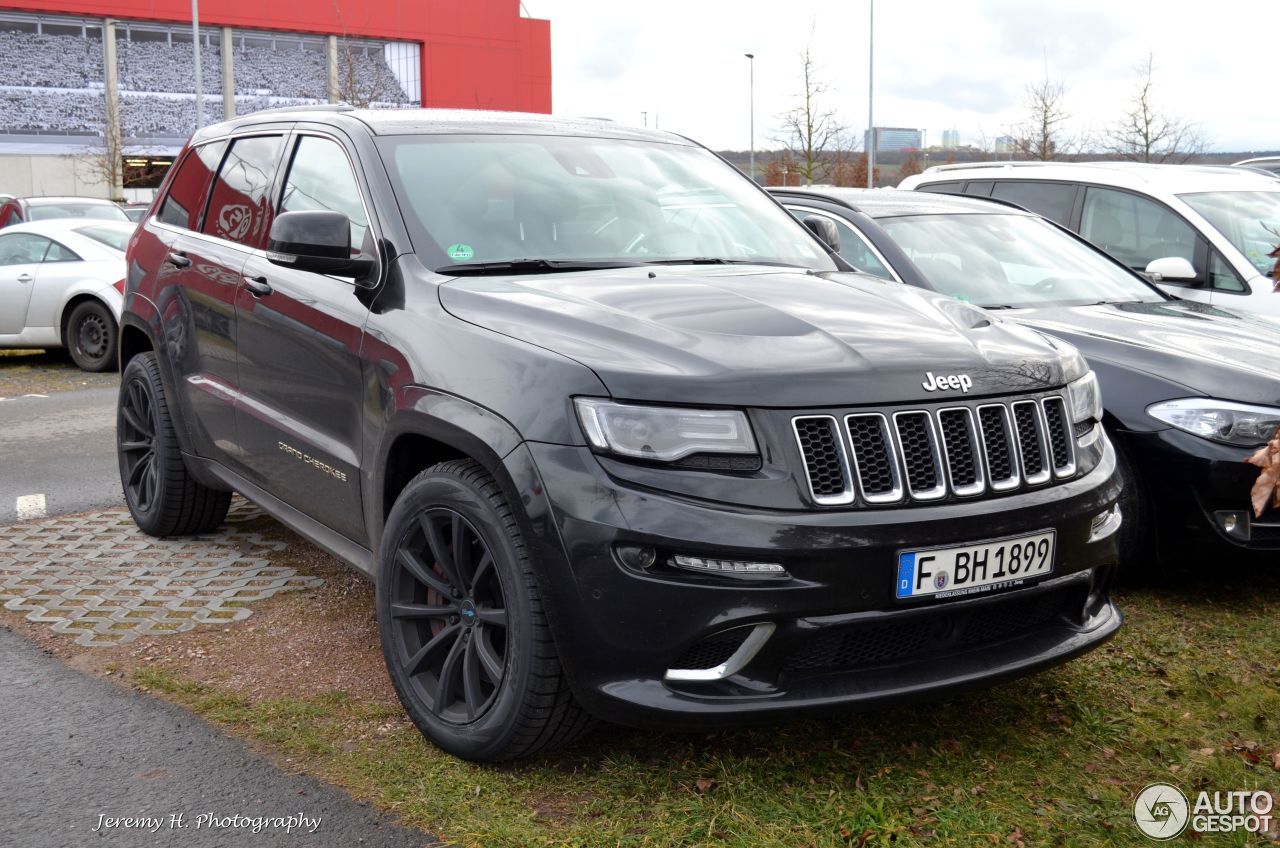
[202,135,284,248]
[44,241,80,262]
[963,180,994,197]
[278,135,371,254]
[158,140,226,230]
[919,181,963,195]
[991,181,1076,225]
[0,233,51,265]
[1080,187,1196,272]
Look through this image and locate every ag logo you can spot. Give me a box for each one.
[217,204,253,241]
[1133,783,1190,840]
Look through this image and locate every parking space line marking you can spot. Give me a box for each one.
[16,494,47,520]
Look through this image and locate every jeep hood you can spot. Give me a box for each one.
[438,267,1078,407]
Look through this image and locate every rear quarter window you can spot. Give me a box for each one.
[158,140,227,230]
[990,181,1077,226]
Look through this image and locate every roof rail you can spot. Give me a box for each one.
[247,104,358,117]
[925,161,1050,172]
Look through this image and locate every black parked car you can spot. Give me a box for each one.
[117,107,1122,761]
[772,187,1280,562]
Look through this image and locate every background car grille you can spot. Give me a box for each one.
[792,394,1076,506]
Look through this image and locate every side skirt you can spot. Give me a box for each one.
[184,453,375,579]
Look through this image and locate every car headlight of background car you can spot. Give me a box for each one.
[574,399,758,461]
[1147,398,1280,447]
[1067,371,1103,425]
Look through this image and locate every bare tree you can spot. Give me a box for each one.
[897,151,922,182]
[772,34,845,185]
[335,43,389,108]
[78,91,126,202]
[1016,74,1074,161]
[1103,53,1206,163]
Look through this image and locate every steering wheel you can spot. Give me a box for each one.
[1031,276,1069,294]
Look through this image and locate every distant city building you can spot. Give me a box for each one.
[994,135,1017,154]
[941,129,960,149]
[865,126,923,154]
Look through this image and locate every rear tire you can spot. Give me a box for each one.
[117,352,231,536]
[376,459,591,761]
[66,300,117,372]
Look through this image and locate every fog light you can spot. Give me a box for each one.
[1088,504,1123,543]
[670,555,788,578]
[1215,510,1251,542]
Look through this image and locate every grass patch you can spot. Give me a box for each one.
[130,565,1280,847]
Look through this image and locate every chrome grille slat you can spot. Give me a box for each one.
[792,393,1074,506]
[936,407,985,497]
[893,411,947,501]
[791,415,855,505]
[844,413,904,504]
[1011,400,1052,485]
[1041,397,1076,477]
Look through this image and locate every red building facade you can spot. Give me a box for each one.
[0,0,551,113]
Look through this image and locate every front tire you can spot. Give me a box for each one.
[376,459,590,761]
[117,352,231,536]
[66,300,117,372]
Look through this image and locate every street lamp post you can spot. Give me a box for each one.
[192,0,203,129]
[744,53,755,183]
[866,0,874,189]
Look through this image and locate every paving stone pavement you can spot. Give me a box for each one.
[0,500,323,646]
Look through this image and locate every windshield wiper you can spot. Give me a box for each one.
[643,257,806,268]
[437,258,645,275]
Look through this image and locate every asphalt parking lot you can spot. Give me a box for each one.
[1,350,1277,847]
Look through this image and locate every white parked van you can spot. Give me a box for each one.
[900,162,1280,318]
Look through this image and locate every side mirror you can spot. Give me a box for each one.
[1144,256,1197,283]
[267,210,374,280]
[802,215,841,253]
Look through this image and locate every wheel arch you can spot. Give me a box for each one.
[370,387,527,553]
[58,292,117,348]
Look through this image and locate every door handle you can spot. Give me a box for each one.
[166,251,191,268]
[16,273,32,283]
[243,275,273,297]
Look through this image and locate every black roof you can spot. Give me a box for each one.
[192,107,687,146]
[768,186,1032,219]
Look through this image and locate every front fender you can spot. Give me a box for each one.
[365,385,526,550]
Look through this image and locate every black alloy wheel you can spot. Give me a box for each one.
[119,374,160,513]
[391,507,509,723]
[116,352,231,536]
[376,460,590,761]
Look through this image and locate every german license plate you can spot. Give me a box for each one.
[895,530,1056,601]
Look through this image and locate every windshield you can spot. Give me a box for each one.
[28,203,130,222]
[74,223,134,253]
[379,135,836,272]
[877,213,1163,308]
[1179,190,1280,276]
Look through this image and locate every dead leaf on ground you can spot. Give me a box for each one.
[1244,426,1280,518]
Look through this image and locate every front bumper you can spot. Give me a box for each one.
[1118,427,1280,552]
[510,438,1123,728]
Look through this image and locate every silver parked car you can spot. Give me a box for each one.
[0,219,133,371]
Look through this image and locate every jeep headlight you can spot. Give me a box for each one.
[1067,371,1102,424]
[574,399,757,461]
[1148,398,1280,447]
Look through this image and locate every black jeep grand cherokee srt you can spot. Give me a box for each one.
[116,107,1123,761]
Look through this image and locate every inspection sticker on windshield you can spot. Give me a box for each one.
[446,243,474,261]
[895,530,1055,601]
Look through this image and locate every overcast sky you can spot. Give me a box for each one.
[529,0,1273,154]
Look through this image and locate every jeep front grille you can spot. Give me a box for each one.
[792,394,1075,506]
